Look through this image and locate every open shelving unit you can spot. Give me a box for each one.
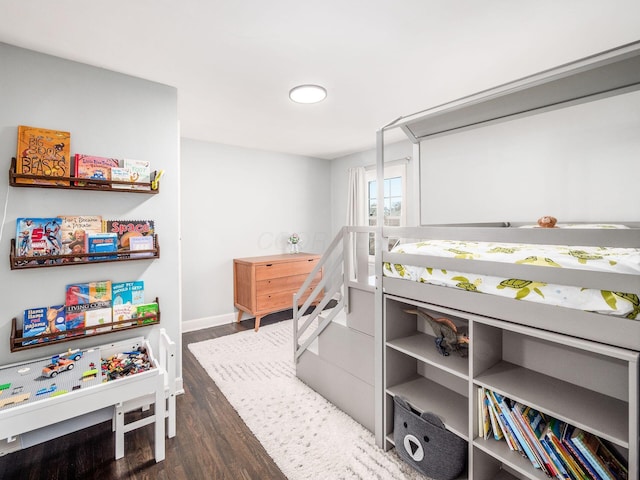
[9,157,160,193]
[10,235,160,270]
[9,299,161,353]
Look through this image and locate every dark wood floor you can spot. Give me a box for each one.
[0,312,297,480]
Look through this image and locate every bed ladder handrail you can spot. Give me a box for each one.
[293,226,375,362]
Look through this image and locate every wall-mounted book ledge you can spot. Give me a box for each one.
[9,235,160,270]
[10,299,161,352]
[9,158,160,194]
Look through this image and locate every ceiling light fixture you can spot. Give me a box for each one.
[289,84,327,104]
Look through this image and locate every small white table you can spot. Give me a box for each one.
[0,333,175,462]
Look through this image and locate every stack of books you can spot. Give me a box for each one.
[478,387,628,479]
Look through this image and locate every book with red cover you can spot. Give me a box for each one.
[65,281,112,335]
[74,154,120,186]
[102,220,155,251]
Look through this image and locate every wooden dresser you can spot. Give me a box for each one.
[233,253,322,331]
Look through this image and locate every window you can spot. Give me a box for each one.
[366,163,406,254]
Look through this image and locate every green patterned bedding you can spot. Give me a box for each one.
[383,239,640,319]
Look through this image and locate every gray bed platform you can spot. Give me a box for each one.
[381,223,640,351]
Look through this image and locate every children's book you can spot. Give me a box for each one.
[570,428,623,480]
[22,305,66,345]
[110,166,136,189]
[133,302,159,325]
[65,281,112,335]
[562,424,605,480]
[59,215,103,258]
[112,303,135,328]
[129,235,155,258]
[545,420,589,480]
[112,281,144,305]
[486,390,518,452]
[74,154,120,186]
[86,232,118,261]
[122,158,151,190]
[16,126,71,185]
[84,306,112,334]
[15,217,63,264]
[102,220,155,251]
[66,280,113,305]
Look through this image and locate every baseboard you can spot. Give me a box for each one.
[182,312,236,333]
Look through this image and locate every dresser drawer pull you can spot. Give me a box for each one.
[266,264,273,267]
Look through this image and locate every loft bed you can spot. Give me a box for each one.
[370,40,640,479]
[380,222,640,350]
[374,39,640,350]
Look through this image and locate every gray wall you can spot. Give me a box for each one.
[180,138,331,329]
[0,44,182,378]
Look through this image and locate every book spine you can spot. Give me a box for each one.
[547,434,589,480]
[564,436,603,480]
[571,434,615,480]
[486,397,501,440]
[511,405,557,477]
[498,398,541,469]
[540,438,571,479]
[478,386,484,438]
[486,391,518,452]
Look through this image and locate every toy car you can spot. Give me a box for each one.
[42,358,75,378]
[62,348,83,361]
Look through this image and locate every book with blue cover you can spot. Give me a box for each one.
[22,305,66,345]
[112,281,144,305]
[86,232,118,261]
[15,217,63,264]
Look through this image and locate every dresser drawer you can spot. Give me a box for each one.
[257,272,321,295]
[255,257,319,281]
[257,286,320,312]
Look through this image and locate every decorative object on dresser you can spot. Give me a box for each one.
[233,253,323,331]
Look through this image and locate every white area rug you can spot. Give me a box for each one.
[188,318,425,480]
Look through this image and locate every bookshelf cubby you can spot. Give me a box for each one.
[10,298,161,352]
[383,294,638,480]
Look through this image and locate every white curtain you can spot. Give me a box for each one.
[346,167,366,280]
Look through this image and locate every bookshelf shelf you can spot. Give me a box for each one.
[474,438,548,480]
[8,157,160,194]
[9,298,161,353]
[474,361,629,447]
[386,375,469,440]
[10,235,160,270]
[387,332,469,380]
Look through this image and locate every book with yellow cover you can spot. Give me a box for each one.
[16,126,71,185]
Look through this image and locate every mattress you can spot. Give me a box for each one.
[383,239,640,319]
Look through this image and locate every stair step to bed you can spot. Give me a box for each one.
[318,308,347,327]
[296,350,374,432]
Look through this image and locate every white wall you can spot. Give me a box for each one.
[419,89,640,224]
[0,43,181,374]
[180,139,331,329]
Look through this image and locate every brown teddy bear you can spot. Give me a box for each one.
[537,216,558,228]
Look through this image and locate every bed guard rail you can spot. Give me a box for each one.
[293,226,375,362]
